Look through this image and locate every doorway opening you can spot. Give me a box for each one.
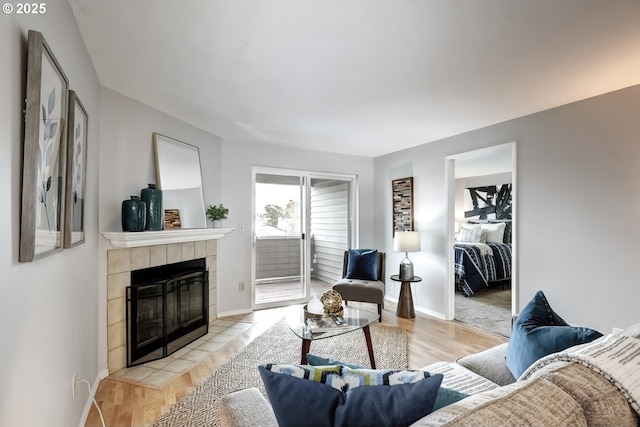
[445,143,517,337]
[252,168,357,309]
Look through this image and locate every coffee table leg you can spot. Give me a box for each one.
[301,338,311,364]
[362,325,376,369]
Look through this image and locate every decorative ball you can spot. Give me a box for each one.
[320,290,343,314]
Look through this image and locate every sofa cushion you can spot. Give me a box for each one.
[259,364,442,427]
[422,361,499,395]
[506,290,602,378]
[345,249,379,280]
[410,378,587,427]
[527,361,638,427]
[219,387,279,427]
[456,343,515,386]
[622,322,640,338]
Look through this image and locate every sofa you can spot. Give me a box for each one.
[220,319,640,427]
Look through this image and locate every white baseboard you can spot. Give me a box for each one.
[217,308,253,318]
[384,296,446,320]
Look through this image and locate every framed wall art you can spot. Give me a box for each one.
[464,184,512,220]
[20,30,69,262]
[63,90,88,248]
[392,177,414,235]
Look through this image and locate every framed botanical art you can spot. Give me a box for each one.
[392,177,414,235]
[63,90,88,248]
[19,30,69,262]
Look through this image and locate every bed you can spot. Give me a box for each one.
[454,221,512,297]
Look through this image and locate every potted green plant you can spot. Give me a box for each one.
[206,204,229,227]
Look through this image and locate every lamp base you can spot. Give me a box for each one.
[399,258,414,280]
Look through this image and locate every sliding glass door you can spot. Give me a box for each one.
[252,168,356,309]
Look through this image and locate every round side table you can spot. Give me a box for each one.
[390,275,422,319]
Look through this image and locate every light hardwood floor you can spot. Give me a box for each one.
[85,301,506,427]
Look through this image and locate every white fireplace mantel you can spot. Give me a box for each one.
[102,228,234,248]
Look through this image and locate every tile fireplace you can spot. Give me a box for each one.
[127,258,208,367]
[106,238,220,374]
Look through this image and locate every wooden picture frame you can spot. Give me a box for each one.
[392,177,414,235]
[20,30,69,262]
[164,209,182,229]
[63,90,88,248]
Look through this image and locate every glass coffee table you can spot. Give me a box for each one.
[286,306,380,368]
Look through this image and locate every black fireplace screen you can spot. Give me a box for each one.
[126,258,208,367]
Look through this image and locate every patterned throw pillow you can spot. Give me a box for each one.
[458,224,485,243]
[259,364,443,427]
[305,355,469,411]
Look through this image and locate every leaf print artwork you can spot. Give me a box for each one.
[36,86,60,231]
[20,30,69,261]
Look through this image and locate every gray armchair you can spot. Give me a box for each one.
[332,250,385,321]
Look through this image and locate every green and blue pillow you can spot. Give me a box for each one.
[259,363,442,427]
[305,353,468,411]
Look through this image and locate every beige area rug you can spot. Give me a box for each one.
[152,318,408,427]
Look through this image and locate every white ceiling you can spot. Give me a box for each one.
[68,0,640,158]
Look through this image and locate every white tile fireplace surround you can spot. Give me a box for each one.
[103,228,232,374]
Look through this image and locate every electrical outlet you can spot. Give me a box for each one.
[613,327,623,335]
[239,281,245,292]
[71,373,77,400]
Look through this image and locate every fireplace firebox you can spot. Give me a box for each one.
[126,258,208,367]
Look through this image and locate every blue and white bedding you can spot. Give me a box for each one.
[455,242,512,297]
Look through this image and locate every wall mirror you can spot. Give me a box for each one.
[153,133,207,228]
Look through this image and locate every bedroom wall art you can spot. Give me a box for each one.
[20,30,69,262]
[464,184,512,220]
[392,177,414,235]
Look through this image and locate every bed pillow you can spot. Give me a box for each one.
[458,224,485,243]
[259,364,443,427]
[506,290,603,378]
[345,249,378,281]
[480,222,506,243]
[489,220,512,243]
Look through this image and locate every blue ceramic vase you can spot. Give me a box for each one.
[141,184,163,231]
[122,196,146,232]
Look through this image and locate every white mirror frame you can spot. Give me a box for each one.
[153,133,207,229]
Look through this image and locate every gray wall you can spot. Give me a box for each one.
[375,84,640,333]
[219,140,375,315]
[0,1,101,425]
[97,87,223,373]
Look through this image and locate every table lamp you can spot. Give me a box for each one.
[393,231,421,280]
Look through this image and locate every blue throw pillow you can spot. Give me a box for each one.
[506,290,603,378]
[345,249,378,281]
[306,354,364,369]
[432,387,469,411]
[259,364,443,427]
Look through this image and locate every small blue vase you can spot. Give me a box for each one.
[122,196,146,232]
[141,184,163,231]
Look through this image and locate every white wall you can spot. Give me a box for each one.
[218,140,375,315]
[0,1,100,426]
[97,87,223,372]
[375,84,640,333]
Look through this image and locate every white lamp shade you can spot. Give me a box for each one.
[393,231,421,252]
